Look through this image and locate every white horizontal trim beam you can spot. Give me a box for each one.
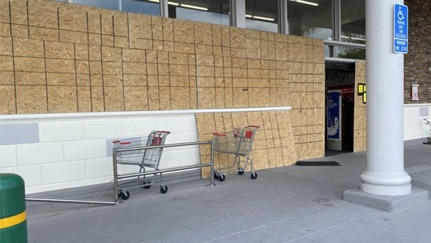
[404,103,431,108]
[325,57,357,63]
[324,40,366,49]
[0,107,292,122]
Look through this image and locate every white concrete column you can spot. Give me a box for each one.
[361,0,411,196]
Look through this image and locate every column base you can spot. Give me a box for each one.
[360,171,412,196]
[343,187,429,212]
[360,182,411,196]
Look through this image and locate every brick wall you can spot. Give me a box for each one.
[405,0,431,103]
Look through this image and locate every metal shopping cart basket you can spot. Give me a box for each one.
[212,125,259,182]
[113,130,170,200]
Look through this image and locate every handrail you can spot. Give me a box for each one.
[324,40,366,49]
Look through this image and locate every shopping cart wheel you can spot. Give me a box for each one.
[143,181,151,189]
[237,168,245,175]
[160,185,168,194]
[214,173,219,179]
[250,172,258,180]
[218,174,225,182]
[119,191,130,200]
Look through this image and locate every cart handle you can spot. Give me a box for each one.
[248,125,260,128]
[156,130,171,134]
[112,140,120,144]
[212,132,226,137]
[120,141,131,145]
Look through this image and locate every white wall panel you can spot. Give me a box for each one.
[85,157,113,179]
[17,142,64,165]
[156,115,193,133]
[83,119,122,139]
[1,165,42,186]
[39,121,83,142]
[42,161,86,184]
[64,139,106,161]
[122,117,157,136]
[0,145,17,167]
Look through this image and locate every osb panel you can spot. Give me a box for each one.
[196,111,297,178]
[60,30,88,44]
[124,86,148,111]
[354,60,367,152]
[29,26,58,41]
[11,24,28,38]
[77,86,91,112]
[0,23,10,37]
[10,1,27,25]
[0,36,12,55]
[47,86,78,113]
[16,85,47,114]
[58,4,87,32]
[0,71,14,85]
[28,1,58,29]
[45,41,74,59]
[1,0,326,163]
[13,38,44,58]
[0,85,16,114]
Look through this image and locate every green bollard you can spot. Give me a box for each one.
[0,173,28,243]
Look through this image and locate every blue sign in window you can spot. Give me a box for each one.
[394,4,408,54]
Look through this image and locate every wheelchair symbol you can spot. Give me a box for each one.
[397,7,405,21]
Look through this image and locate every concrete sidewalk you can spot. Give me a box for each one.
[27,143,431,243]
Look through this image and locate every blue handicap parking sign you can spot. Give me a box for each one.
[394,39,408,53]
[394,4,408,54]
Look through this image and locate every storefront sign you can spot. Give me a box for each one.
[327,91,342,140]
[394,4,408,54]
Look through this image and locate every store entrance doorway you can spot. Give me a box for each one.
[325,61,355,155]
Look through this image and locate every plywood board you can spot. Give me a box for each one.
[58,4,86,32]
[47,86,78,113]
[0,71,14,85]
[13,38,44,58]
[77,86,91,112]
[16,85,47,114]
[60,30,88,44]
[124,86,148,111]
[0,85,16,114]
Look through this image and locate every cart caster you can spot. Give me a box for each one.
[119,191,130,200]
[214,173,219,179]
[143,181,151,189]
[218,174,225,182]
[237,168,245,175]
[250,172,258,180]
[160,185,168,194]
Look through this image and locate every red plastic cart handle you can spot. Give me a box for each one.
[120,142,131,145]
[244,131,254,139]
[248,125,260,128]
[112,140,120,144]
[156,130,171,134]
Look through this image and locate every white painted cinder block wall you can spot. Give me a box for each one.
[0,105,429,194]
[0,112,200,194]
[404,104,431,140]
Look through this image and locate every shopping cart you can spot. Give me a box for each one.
[113,131,170,200]
[212,125,259,181]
